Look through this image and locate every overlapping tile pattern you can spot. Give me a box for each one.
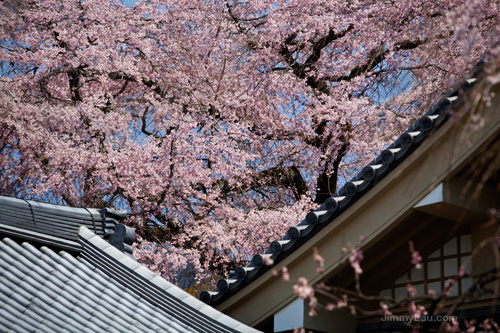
[0,197,259,332]
[0,196,133,253]
[200,61,484,306]
[0,226,259,332]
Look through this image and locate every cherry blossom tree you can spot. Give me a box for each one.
[0,0,499,287]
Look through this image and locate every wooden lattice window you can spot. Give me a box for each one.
[380,234,473,299]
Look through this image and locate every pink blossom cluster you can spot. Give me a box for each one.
[408,241,422,269]
[313,247,324,273]
[349,248,364,275]
[407,301,427,322]
[0,0,499,286]
[407,284,427,321]
[293,277,315,300]
[346,236,365,275]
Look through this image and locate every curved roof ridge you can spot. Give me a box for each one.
[0,196,133,254]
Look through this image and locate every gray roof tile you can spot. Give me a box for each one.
[0,198,260,332]
[0,233,261,332]
[0,196,133,254]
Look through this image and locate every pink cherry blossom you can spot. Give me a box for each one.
[349,248,364,275]
[282,267,290,283]
[409,241,422,269]
[458,265,466,278]
[1,0,499,287]
[313,247,325,273]
[293,277,315,299]
[380,303,392,316]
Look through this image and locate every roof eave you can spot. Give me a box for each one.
[214,80,500,327]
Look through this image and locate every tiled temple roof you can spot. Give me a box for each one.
[200,59,485,307]
[0,196,259,332]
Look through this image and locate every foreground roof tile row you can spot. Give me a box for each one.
[0,196,259,332]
